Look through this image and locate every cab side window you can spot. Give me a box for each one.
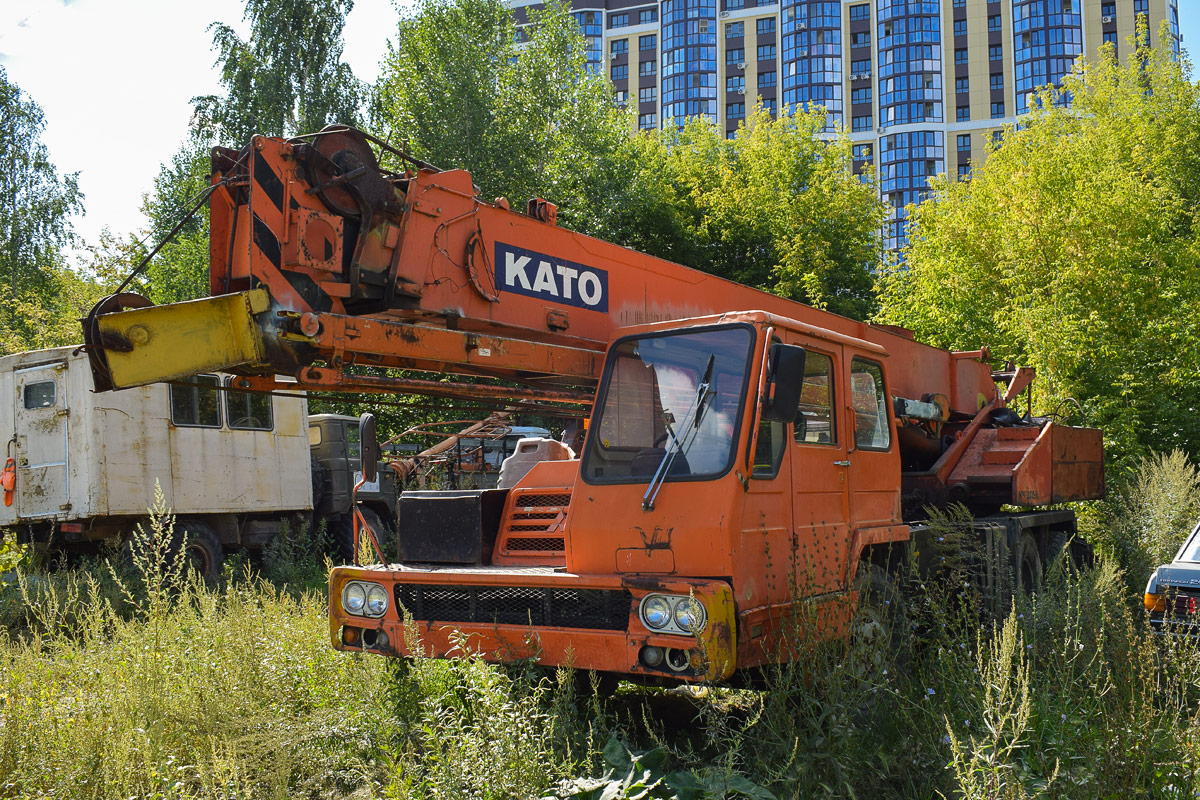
[850,358,891,451]
[794,351,836,445]
[170,375,221,427]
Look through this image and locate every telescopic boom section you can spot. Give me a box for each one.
[87,126,988,410]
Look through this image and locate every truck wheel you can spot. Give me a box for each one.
[333,508,389,564]
[331,514,355,564]
[1013,532,1042,596]
[180,521,224,581]
[850,564,909,679]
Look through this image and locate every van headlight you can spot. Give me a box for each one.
[342,581,387,618]
[639,593,707,635]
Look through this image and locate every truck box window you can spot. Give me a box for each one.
[23,380,56,409]
[224,378,273,430]
[851,358,891,450]
[170,375,221,427]
[794,352,836,445]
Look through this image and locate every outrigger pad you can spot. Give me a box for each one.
[397,489,508,564]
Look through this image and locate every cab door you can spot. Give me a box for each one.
[844,354,902,535]
[14,363,69,519]
[788,344,852,595]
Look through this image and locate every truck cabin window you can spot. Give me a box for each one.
[224,378,273,430]
[23,381,56,409]
[583,326,754,483]
[851,358,891,451]
[346,422,361,460]
[170,375,221,427]
[794,351,836,445]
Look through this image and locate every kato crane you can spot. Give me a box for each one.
[82,126,1104,683]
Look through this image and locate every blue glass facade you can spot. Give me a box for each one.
[662,0,719,126]
[874,0,942,248]
[1012,0,1082,114]
[876,0,942,128]
[879,130,943,249]
[781,1,844,130]
[573,9,605,75]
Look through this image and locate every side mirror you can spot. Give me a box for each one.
[761,343,806,423]
[359,413,379,484]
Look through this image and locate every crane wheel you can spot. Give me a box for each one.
[850,563,909,680]
[1013,532,1043,596]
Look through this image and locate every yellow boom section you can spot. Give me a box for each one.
[96,290,271,389]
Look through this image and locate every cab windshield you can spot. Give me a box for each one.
[582,326,754,484]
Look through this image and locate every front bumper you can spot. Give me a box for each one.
[329,564,737,682]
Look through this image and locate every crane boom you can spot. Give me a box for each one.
[88,127,987,416]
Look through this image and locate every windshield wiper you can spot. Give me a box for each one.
[642,353,715,511]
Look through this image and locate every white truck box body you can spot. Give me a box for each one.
[0,346,311,525]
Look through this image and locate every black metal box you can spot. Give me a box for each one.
[397,489,508,564]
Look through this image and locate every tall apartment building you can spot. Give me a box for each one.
[510,0,1181,249]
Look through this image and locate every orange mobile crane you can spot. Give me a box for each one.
[83,126,1104,683]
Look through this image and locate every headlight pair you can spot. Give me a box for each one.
[639,593,707,634]
[342,581,388,618]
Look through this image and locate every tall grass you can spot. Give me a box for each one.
[3,458,1200,798]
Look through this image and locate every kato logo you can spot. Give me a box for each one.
[494,242,608,312]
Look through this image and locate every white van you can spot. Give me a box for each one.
[0,346,312,575]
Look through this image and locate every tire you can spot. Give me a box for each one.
[332,507,389,565]
[1013,532,1043,596]
[849,564,909,680]
[179,520,224,581]
[331,513,356,564]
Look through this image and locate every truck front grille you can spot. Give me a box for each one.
[394,583,632,631]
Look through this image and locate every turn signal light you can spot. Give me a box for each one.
[1144,593,1167,612]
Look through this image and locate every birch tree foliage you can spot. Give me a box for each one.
[876,27,1200,464]
[0,66,84,348]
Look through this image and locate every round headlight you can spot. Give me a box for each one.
[365,583,388,617]
[344,582,366,614]
[673,597,707,633]
[642,595,672,629]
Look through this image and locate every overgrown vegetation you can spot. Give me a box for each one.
[4,455,1200,798]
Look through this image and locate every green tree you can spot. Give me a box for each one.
[192,0,366,143]
[589,108,886,320]
[140,140,212,305]
[374,0,628,225]
[0,66,84,347]
[141,0,369,304]
[876,28,1200,466]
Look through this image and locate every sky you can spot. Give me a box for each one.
[0,0,1196,266]
[0,0,402,259]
